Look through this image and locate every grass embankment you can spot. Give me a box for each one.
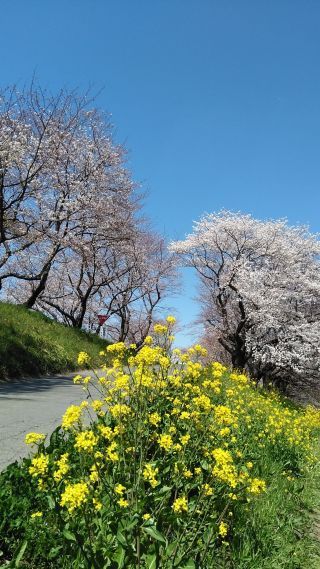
[0,302,106,380]
[1,322,320,567]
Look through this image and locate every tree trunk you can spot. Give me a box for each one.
[24,264,52,309]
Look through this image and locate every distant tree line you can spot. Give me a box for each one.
[0,84,177,345]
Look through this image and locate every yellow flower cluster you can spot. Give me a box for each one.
[106,441,119,462]
[109,403,132,419]
[153,323,168,334]
[172,496,188,514]
[53,453,69,482]
[75,430,98,452]
[89,465,99,483]
[180,434,191,446]
[77,351,90,366]
[91,399,104,413]
[158,434,174,451]
[193,394,212,411]
[212,448,238,489]
[29,454,49,477]
[118,497,129,508]
[25,432,46,445]
[143,463,159,488]
[248,478,266,495]
[31,511,43,519]
[149,412,161,426]
[60,482,89,514]
[62,404,82,429]
[106,342,126,355]
[203,483,214,496]
[218,521,228,537]
[114,375,130,390]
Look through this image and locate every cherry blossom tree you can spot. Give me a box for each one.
[0,84,137,307]
[34,237,135,329]
[94,232,179,346]
[170,211,320,391]
[1,84,178,339]
[7,226,178,342]
[0,85,54,288]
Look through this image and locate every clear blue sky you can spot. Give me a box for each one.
[2,1,320,345]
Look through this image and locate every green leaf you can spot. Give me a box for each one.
[48,545,63,559]
[14,539,28,567]
[47,494,55,509]
[200,460,210,471]
[113,546,126,568]
[181,560,196,569]
[166,540,178,556]
[145,553,157,569]
[123,515,139,531]
[116,529,127,546]
[63,529,77,542]
[157,485,172,495]
[143,526,167,544]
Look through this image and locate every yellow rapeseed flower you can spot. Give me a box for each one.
[149,412,161,426]
[158,434,174,451]
[109,403,132,419]
[25,432,46,445]
[74,430,98,453]
[153,323,168,334]
[31,511,43,519]
[118,498,129,508]
[218,521,228,537]
[202,483,214,496]
[91,399,104,413]
[106,441,119,462]
[180,434,191,446]
[29,454,49,478]
[248,478,266,495]
[172,496,188,514]
[143,463,159,488]
[62,405,82,429]
[53,453,69,482]
[89,465,99,483]
[77,351,90,366]
[60,482,89,514]
[93,498,102,511]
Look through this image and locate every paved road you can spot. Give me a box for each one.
[0,372,88,471]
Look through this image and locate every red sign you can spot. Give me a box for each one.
[98,315,108,325]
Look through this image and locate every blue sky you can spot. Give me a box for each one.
[2,1,320,344]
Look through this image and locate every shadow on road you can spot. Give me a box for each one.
[0,373,78,397]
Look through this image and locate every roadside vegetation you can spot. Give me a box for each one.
[1,320,320,568]
[0,303,106,380]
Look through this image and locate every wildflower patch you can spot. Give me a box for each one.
[1,318,320,567]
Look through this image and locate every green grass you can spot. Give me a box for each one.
[229,458,320,568]
[0,302,107,380]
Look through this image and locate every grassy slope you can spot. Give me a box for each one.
[0,302,107,380]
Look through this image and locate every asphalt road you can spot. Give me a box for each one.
[0,372,88,471]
